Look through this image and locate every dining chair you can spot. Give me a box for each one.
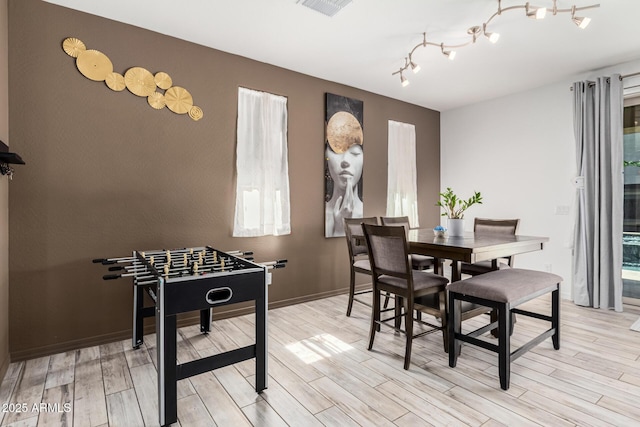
[343,217,381,317]
[380,216,438,271]
[362,223,449,370]
[460,218,520,277]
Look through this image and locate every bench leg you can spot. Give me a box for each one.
[498,302,511,390]
[552,287,560,350]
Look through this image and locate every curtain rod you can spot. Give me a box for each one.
[569,72,640,91]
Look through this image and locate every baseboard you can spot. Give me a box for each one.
[9,286,358,361]
[0,351,9,384]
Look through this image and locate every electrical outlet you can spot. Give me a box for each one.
[554,205,570,215]
[544,264,552,272]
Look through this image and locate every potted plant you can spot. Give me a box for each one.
[436,187,483,236]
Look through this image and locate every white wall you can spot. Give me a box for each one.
[441,58,640,300]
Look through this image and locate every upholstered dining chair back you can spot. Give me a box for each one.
[381,216,436,271]
[380,216,411,235]
[460,218,521,277]
[474,218,520,236]
[344,217,379,258]
[363,223,411,280]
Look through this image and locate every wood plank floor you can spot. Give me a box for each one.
[2,293,640,426]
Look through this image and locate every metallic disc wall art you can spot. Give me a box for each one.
[105,72,126,91]
[62,37,203,121]
[62,37,86,58]
[76,49,113,81]
[124,67,156,97]
[189,106,203,121]
[154,72,173,90]
[147,92,166,110]
[165,86,193,114]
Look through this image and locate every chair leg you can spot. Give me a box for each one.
[403,295,414,370]
[448,295,461,367]
[346,270,356,317]
[395,296,402,331]
[367,287,380,351]
[552,287,560,350]
[438,290,448,353]
[383,292,390,309]
[498,303,511,390]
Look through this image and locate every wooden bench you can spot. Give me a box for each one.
[447,268,562,390]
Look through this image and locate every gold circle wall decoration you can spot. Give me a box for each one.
[189,106,203,121]
[154,72,173,90]
[147,92,166,110]
[62,37,203,121]
[124,67,156,97]
[62,37,86,58]
[105,72,126,91]
[165,86,193,114]
[76,49,113,82]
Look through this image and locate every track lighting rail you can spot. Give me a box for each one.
[393,0,600,86]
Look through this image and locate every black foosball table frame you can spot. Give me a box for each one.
[97,246,271,427]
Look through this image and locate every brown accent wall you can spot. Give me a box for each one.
[1,0,10,380]
[8,0,440,360]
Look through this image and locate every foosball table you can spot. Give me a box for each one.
[94,246,286,427]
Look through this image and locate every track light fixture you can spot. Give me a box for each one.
[571,5,591,28]
[441,43,456,60]
[392,0,599,86]
[409,56,421,73]
[526,2,547,19]
[400,72,409,87]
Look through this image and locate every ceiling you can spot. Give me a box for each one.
[43,0,640,111]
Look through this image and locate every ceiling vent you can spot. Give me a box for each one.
[297,0,353,17]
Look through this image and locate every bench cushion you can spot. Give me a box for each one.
[448,268,562,303]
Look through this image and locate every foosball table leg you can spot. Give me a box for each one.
[200,308,211,334]
[158,312,178,427]
[255,278,268,392]
[133,285,145,349]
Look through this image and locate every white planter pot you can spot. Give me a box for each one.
[447,218,465,237]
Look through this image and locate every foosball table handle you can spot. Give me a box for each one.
[205,287,233,305]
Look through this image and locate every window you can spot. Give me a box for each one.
[386,120,419,227]
[623,94,640,301]
[233,88,291,237]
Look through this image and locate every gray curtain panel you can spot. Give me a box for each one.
[572,75,623,312]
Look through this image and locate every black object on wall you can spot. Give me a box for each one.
[0,140,25,178]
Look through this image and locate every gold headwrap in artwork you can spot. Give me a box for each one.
[326,111,363,154]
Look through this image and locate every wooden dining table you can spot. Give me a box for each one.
[407,229,549,282]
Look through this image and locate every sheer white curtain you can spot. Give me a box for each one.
[233,87,291,237]
[572,75,623,311]
[386,120,419,227]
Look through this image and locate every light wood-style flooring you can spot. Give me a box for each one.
[1,292,640,426]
